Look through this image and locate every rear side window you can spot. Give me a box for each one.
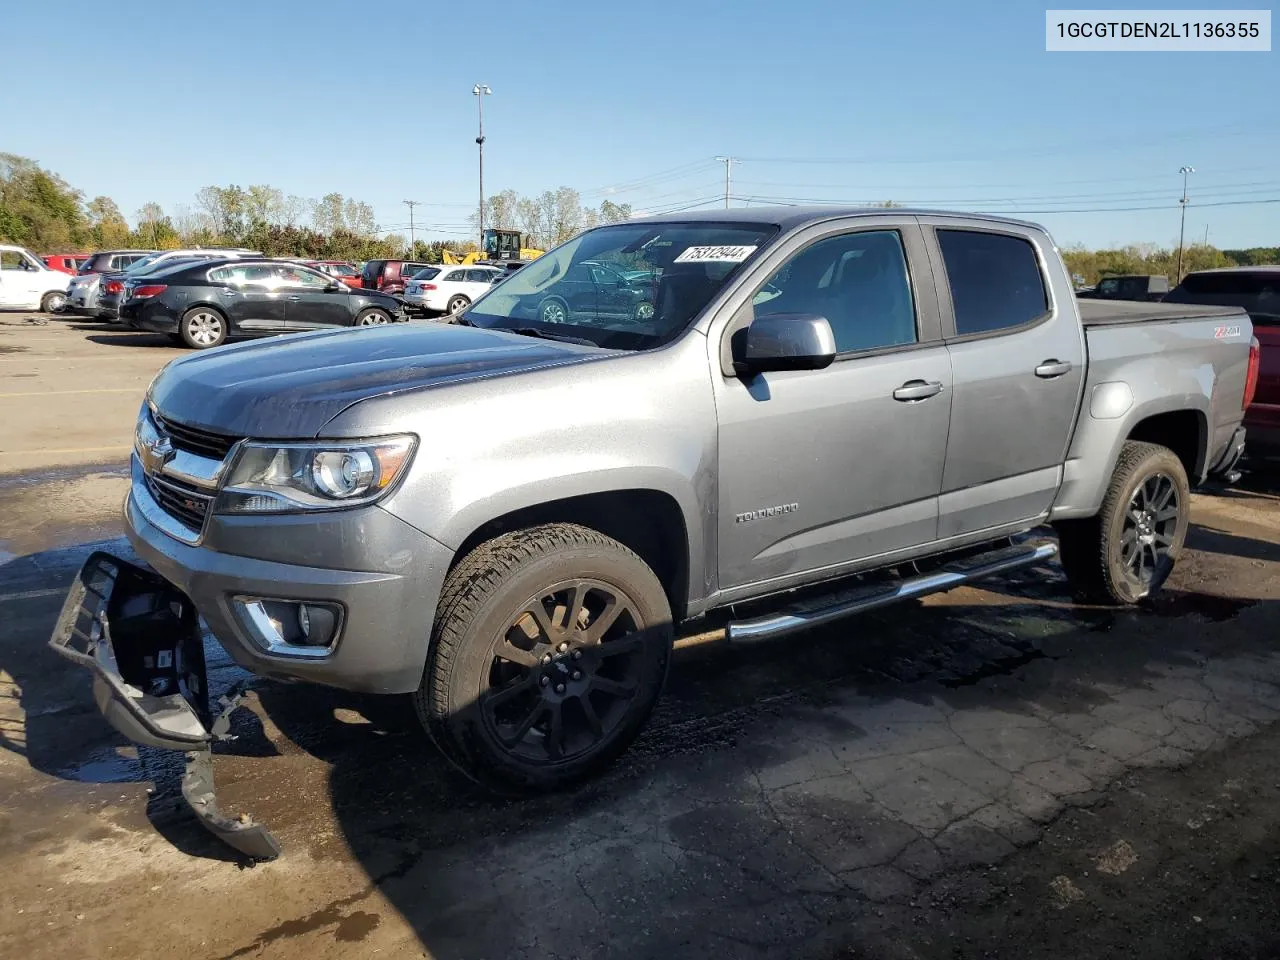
[937,229,1049,336]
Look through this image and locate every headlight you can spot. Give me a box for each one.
[214,435,416,514]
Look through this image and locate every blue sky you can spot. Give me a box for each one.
[3,0,1276,249]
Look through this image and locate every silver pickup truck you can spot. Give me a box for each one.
[51,208,1260,860]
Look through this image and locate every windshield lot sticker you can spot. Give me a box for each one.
[1214,324,1242,339]
[674,245,758,264]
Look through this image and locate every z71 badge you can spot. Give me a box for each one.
[1214,324,1242,339]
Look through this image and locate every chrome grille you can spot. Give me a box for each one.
[153,413,240,460]
[145,472,213,532]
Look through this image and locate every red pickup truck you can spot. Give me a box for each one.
[1165,266,1278,460]
[42,253,90,274]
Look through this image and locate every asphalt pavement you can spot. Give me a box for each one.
[1,315,1278,960]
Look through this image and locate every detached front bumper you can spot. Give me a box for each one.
[48,552,282,860]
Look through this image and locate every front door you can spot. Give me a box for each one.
[714,222,953,592]
[921,220,1087,538]
[277,264,353,330]
[0,249,43,308]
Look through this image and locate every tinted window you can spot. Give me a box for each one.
[466,269,497,282]
[1166,271,1280,321]
[753,230,917,354]
[409,267,440,281]
[1098,278,1119,295]
[937,229,1048,335]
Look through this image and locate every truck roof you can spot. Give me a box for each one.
[628,205,1048,233]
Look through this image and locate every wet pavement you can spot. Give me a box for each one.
[2,320,1279,959]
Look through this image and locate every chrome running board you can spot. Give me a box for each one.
[725,541,1059,643]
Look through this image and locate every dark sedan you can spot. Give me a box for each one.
[119,259,405,349]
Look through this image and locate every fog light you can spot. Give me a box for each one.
[235,598,342,657]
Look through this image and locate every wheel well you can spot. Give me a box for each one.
[1126,410,1206,480]
[453,490,691,620]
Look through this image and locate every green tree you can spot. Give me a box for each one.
[0,152,88,249]
[86,196,130,248]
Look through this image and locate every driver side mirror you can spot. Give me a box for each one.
[732,313,837,377]
[324,281,343,292]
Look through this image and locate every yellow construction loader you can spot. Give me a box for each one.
[442,229,544,268]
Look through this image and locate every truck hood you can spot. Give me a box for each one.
[148,324,605,440]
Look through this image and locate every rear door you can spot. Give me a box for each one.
[209,264,289,332]
[464,268,498,299]
[920,218,1086,538]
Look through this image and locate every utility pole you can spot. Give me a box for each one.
[473,83,492,251]
[1203,224,1209,247]
[714,156,741,209]
[403,199,420,255]
[1176,165,1194,280]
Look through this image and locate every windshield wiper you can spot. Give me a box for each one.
[505,327,599,347]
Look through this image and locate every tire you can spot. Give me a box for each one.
[179,307,227,350]
[41,291,68,314]
[1054,440,1190,605]
[539,297,569,324]
[446,295,470,315]
[633,301,655,322]
[415,522,673,791]
[356,308,392,326]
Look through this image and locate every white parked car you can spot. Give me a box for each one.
[0,244,72,312]
[403,265,502,314]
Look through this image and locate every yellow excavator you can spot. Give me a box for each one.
[442,229,545,269]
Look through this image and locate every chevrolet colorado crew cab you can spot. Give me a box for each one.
[51,208,1259,860]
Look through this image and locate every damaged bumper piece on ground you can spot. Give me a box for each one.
[47,551,281,861]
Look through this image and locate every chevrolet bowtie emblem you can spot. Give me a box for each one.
[142,434,176,473]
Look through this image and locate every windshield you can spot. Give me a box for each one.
[122,254,163,274]
[463,221,778,350]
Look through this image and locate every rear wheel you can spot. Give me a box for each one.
[539,297,569,324]
[416,523,673,790]
[1055,440,1190,604]
[446,295,470,315]
[41,291,67,314]
[179,308,227,349]
[356,308,392,326]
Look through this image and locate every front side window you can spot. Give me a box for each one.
[1,250,39,271]
[753,230,917,354]
[1097,278,1120,295]
[467,220,779,350]
[277,264,332,289]
[937,229,1049,336]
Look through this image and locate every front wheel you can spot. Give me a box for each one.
[1055,440,1190,605]
[179,308,227,349]
[416,523,673,791]
[356,308,392,326]
[41,291,68,314]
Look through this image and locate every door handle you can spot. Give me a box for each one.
[1035,359,1072,379]
[892,380,943,402]
[287,295,301,301]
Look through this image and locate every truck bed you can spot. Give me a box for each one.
[1077,299,1246,327]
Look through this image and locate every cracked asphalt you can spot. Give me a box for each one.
[2,318,1279,959]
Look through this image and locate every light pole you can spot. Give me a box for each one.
[1176,165,1194,280]
[473,83,491,252]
